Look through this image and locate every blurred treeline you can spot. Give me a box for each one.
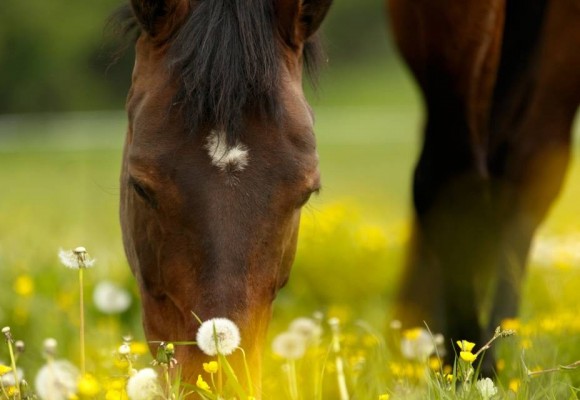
[0,0,395,114]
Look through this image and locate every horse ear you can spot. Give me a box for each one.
[130,0,186,36]
[276,0,333,48]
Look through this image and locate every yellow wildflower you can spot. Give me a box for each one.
[402,327,423,340]
[445,373,454,383]
[78,374,101,397]
[105,389,126,400]
[501,318,520,332]
[508,378,521,393]
[379,394,390,400]
[196,375,211,392]
[456,340,476,352]
[203,361,219,374]
[429,357,442,371]
[13,275,34,297]
[0,364,12,376]
[459,351,477,363]
[130,342,149,355]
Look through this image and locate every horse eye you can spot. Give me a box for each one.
[298,187,320,208]
[130,178,158,208]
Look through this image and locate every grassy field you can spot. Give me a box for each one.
[1,59,580,398]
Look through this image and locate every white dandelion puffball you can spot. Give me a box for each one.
[1,365,24,386]
[196,318,241,356]
[271,331,307,360]
[400,328,436,361]
[289,317,322,343]
[93,280,132,314]
[126,368,163,400]
[476,377,498,399]
[58,248,95,269]
[35,360,79,400]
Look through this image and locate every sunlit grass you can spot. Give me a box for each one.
[1,65,580,397]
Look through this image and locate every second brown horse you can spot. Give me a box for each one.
[389,0,580,369]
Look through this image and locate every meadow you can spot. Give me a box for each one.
[1,58,580,399]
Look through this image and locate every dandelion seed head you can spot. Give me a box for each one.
[196,318,241,356]
[43,338,58,357]
[272,331,307,360]
[289,317,322,343]
[118,344,131,356]
[58,248,96,269]
[400,327,436,361]
[93,281,132,314]
[1,366,23,386]
[35,360,79,400]
[126,368,163,400]
[476,377,498,399]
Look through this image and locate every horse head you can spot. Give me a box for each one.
[119,0,332,388]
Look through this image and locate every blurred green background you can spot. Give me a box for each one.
[2,1,580,393]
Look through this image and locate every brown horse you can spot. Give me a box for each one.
[117,0,331,390]
[388,0,580,369]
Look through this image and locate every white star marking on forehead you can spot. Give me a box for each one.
[205,130,249,173]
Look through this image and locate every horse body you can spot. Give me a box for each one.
[388,0,580,365]
[119,0,331,388]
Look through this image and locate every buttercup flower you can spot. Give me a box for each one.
[196,318,241,356]
[126,368,163,400]
[58,247,95,269]
[196,375,211,392]
[77,373,100,397]
[202,361,218,374]
[35,360,79,400]
[460,351,477,363]
[476,377,498,399]
[271,331,306,360]
[456,340,476,352]
[93,281,132,314]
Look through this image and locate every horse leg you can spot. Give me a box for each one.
[485,0,580,354]
[388,0,505,357]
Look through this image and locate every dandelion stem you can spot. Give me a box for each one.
[6,337,21,400]
[238,347,254,397]
[527,360,580,377]
[79,267,86,376]
[290,359,300,400]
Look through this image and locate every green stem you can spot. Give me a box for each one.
[238,347,254,397]
[7,339,21,400]
[79,267,86,376]
[288,359,298,400]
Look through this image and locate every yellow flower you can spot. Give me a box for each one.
[460,351,477,363]
[78,374,101,397]
[402,327,423,340]
[379,394,390,400]
[429,357,442,371]
[196,375,211,392]
[203,361,218,374]
[130,342,149,355]
[456,340,476,352]
[445,373,454,383]
[501,318,520,332]
[13,275,34,297]
[105,389,126,400]
[0,364,12,376]
[508,378,521,393]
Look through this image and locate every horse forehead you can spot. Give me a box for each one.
[205,130,250,173]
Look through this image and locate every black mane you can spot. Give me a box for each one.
[110,1,324,145]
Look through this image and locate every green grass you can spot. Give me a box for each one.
[1,62,580,398]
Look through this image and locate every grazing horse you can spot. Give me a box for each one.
[117,0,331,389]
[388,0,580,367]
